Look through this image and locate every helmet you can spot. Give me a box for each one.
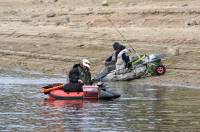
[82,59,90,69]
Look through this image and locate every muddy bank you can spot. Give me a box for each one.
[0,0,199,88]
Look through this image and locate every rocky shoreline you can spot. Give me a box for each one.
[0,0,199,88]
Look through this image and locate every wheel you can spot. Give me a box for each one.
[155,65,166,75]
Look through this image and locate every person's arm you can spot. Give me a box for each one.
[122,53,130,67]
[69,67,80,83]
[106,55,112,62]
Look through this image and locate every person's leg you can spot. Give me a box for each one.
[93,66,109,81]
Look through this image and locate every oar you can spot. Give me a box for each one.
[42,83,63,89]
[40,84,64,94]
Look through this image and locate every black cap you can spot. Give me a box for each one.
[113,42,121,50]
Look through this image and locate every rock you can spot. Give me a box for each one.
[186,19,199,26]
[182,4,188,7]
[65,17,70,23]
[32,14,40,18]
[55,21,62,26]
[68,8,75,12]
[86,19,95,26]
[77,44,84,47]
[88,8,93,11]
[46,12,56,18]
[39,0,43,3]
[34,44,40,47]
[48,33,61,38]
[102,0,109,6]
[167,47,180,56]
[21,19,31,23]
[129,3,137,6]
[118,2,123,6]
[55,17,70,26]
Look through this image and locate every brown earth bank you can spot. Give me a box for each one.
[0,0,199,88]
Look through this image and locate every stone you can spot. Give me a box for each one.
[182,4,188,7]
[102,0,109,6]
[167,47,180,56]
[46,12,56,18]
[186,19,199,26]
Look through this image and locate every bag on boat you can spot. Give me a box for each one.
[63,83,83,92]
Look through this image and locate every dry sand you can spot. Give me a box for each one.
[0,0,199,88]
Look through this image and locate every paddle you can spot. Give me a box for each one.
[40,83,64,94]
[42,83,63,89]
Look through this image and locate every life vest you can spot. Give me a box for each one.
[115,49,128,70]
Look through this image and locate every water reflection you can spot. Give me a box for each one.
[41,99,100,109]
[0,74,200,131]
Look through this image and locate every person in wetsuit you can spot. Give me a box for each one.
[64,59,92,92]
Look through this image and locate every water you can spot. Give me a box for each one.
[0,73,200,131]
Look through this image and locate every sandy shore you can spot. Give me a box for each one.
[0,0,199,88]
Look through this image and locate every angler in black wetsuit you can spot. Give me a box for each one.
[64,59,92,92]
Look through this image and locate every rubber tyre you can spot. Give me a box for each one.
[155,65,166,75]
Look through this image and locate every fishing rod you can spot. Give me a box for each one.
[103,14,139,56]
[90,0,140,56]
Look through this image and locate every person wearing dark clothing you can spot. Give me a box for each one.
[64,59,92,92]
[64,83,83,92]
[40,59,92,93]
[68,59,92,85]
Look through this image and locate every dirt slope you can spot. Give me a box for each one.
[0,0,199,87]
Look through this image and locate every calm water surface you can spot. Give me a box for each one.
[0,72,200,132]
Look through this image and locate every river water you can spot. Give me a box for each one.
[0,72,200,132]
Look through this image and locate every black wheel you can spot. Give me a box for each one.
[155,65,166,75]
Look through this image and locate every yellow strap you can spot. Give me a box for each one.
[132,55,145,65]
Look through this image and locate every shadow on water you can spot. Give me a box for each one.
[0,73,200,131]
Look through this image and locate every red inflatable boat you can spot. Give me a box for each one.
[41,83,120,100]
